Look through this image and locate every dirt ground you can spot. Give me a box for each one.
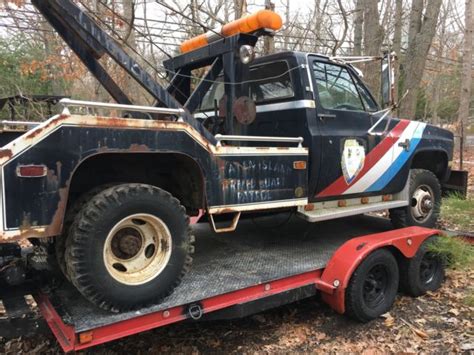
[1,269,472,354]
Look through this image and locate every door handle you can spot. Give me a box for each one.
[318,113,336,121]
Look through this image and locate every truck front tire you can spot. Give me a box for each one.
[389,169,441,229]
[65,183,194,311]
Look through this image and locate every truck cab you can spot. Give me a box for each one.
[191,50,453,219]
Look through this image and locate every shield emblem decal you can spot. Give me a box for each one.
[342,139,365,184]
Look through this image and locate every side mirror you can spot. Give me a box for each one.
[380,52,395,108]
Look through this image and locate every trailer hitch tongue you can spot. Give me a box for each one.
[187,304,203,320]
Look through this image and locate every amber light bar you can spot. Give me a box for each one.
[180,9,283,53]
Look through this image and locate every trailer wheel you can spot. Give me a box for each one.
[389,169,441,228]
[399,238,444,297]
[345,249,399,322]
[65,183,194,311]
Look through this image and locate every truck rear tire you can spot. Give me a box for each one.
[399,237,445,297]
[65,183,194,311]
[389,169,441,229]
[345,249,399,322]
[55,184,116,281]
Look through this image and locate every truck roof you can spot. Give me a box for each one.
[252,51,330,65]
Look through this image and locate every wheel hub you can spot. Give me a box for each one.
[111,227,143,259]
[411,185,434,222]
[419,253,438,284]
[103,214,172,286]
[363,264,389,307]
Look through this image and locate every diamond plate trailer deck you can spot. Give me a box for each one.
[22,215,440,352]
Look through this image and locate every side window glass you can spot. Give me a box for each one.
[199,61,294,112]
[313,62,365,111]
[355,80,379,112]
[249,61,294,103]
[200,79,224,112]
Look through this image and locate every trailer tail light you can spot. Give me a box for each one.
[79,331,94,344]
[180,10,282,53]
[16,165,47,178]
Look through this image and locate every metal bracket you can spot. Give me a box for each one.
[367,108,392,136]
[208,212,241,233]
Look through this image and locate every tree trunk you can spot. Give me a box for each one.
[431,5,448,125]
[121,0,142,104]
[234,0,246,20]
[399,0,443,119]
[392,0,403,105]
[458,0,473,144]
[263,0,275,54]
[353,0,363,56]
[362,0,384,99]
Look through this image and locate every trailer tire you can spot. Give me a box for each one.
[389,169,441,228]
[345,249,399,322]
[399,237,444,297]
[65,183,194,311]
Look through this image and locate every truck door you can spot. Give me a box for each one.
[309,59,381,199]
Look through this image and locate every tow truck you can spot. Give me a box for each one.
[0,0,468,351]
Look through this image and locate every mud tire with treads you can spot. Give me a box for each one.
[65,183,194,311]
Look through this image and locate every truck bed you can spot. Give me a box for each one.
[46,214,393,333]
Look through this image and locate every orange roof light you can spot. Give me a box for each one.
[180,10,282,53]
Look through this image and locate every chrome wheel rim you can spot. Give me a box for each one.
[103,214,172,285]
[411,184,434,223]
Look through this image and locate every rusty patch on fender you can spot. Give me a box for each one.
[45,187,68,237]
[0,149,13,159]
[24,114,69,140]
[129,144,151,152]
[1,185,69,243]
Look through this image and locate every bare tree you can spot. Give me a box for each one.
[234,0,247,20]
[392,0,403,104]
[362,0,385,97]
[263,0,275,54]
[399,0,443,118]
[353,0,363,55]
[458,0,473,141]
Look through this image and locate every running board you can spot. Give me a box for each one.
[297,200,408,223]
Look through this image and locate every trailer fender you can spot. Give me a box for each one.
[316,226,439,314]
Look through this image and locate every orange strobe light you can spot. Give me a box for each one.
[180,10,283,53]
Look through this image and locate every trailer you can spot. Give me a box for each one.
[1,215,445,352]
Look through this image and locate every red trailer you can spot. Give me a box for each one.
[16,215,444,353]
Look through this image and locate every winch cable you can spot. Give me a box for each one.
[77,0,169,78]
[88,0,173,59]
[154,0,225,39]
[76,0,193,108]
